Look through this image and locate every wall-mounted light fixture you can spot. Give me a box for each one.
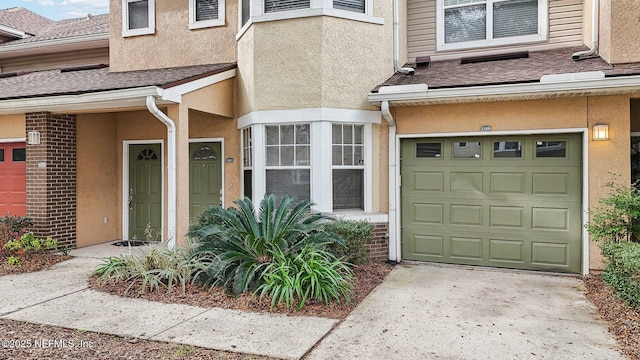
[27,131,41,145]
[592,124,609,141]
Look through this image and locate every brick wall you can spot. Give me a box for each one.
[370,222,389,262]
[26,112,77,248]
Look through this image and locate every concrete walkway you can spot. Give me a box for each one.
[0,243,625,359]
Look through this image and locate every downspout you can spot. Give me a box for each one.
[572,0,599,60]
[393,0,414,75]
[146,95,177,250]
[381,100,399,263]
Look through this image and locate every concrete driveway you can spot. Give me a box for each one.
[307,263,623,360]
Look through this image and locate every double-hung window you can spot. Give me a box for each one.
[332,124,364,210]
[122,0,155,37]
[265,124,311,202]
[263,0,365,14]
[189,0,225,29]
[437,0,547,50]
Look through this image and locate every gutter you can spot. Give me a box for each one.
[392,0,414,75]
[381,101,400,263]
[572,0,599,60]
[146,95,177,250]
[369,74,640,105]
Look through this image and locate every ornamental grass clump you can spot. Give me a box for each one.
[187,194,354,309]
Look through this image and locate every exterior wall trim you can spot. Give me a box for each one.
[0,138,26,143]
[122,139,165,241]
[392,127,589,275]
[237,107,382,128]
[161,68,237,103]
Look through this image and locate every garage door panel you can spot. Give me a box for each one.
[490,172,525,193]
[489,206,524,228]
[0,142,26,216]
[401,134,582,273]
[489,239,525,263]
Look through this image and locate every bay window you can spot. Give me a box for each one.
[265,124,311,202]
[332,124,364,210]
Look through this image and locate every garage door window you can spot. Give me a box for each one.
[0,149,4,162]
[12,148,26,162]
[453,141,481,158]
[416,142,442,158]
[535,140,566,158]
[493,141,522,158]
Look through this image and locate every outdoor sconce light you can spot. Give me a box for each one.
[592,124,609,141]
[27,131,41,145]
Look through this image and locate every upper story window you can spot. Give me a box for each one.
[240,0,379,29]
[189,0,226,29]
[437,0,547,51]
[122,0,155,37]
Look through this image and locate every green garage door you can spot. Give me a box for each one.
[401,134,582,273]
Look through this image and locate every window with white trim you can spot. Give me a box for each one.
[122,0,155,37]
[189,0,225,29]
[332,124,364,210]
[265,124,311,202]
[437,0,547,50]
[242,127,253,199]
[264,0,310,13]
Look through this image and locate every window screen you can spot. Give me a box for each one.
[444,3,486,44]
[334,0,365,13]
[196,0,218,21]
[264,0,310,13]
[493,0,538,39]
[128,0,149,29]
[332,124,364,210]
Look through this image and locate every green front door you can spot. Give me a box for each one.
[401,134,582,273]
[128,144,162,240]
[190,142,222,221]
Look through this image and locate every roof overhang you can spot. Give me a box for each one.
[0,33,109,60]
[0,67,237,115]
[368,74,640,106]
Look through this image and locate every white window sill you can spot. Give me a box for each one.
[237,8,383,41]
[436,34,547,52]
[122,27,155,37]
[189,19,225,30]
[330,211,389,223]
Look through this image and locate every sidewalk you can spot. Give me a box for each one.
[0,243,626,360]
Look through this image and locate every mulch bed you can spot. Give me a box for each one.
[583,274,640,360]
[0,251,72,276]
[88,262,393,319]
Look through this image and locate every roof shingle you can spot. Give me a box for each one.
[0,7,53,36]
[0,12,108,46]
[0,63,237,101]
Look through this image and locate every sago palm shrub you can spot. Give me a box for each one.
[187,194,346,295]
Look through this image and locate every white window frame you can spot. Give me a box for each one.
[436,0,548,51]
[189,0,226,29]
[331,123,366,211]
[122,0,155,37]
[238,108,379,214]
[237,0,381,39]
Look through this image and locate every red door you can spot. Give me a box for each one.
[0,142,27,216]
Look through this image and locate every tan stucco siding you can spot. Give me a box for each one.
[76,113,119,246]
[598,0,640,64]
[0,114,25,139]
[109,0,237,72]
[0,48,109,73]
[182,78,235,118]
[407,0,584,61]
[238,12,393,114]
[391,96,632,270]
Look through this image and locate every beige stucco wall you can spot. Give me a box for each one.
[598,0,640,64]
[0,114,25,139]
[392,96,632,270]
[109,0,237,71]
[237,7,393,115]
[76,113,119,246]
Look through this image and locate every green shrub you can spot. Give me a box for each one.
[586,180,640,243]
[325,220,373,264]
[3,233,57,254]
[0,215,32,248]
[90,245,213,293]
[601,241,640,308]
[258,245,353,310]
[6,256,20,266]
[187,194,344,295]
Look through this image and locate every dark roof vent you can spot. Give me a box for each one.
[461,51,529,64]
[416,56,431,67]
[60,64,108,73]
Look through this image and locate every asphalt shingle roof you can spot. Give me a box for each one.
[0,63,237,101]
[375,47,640,91]
[0,7,53,36]
[0,7,107,46]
